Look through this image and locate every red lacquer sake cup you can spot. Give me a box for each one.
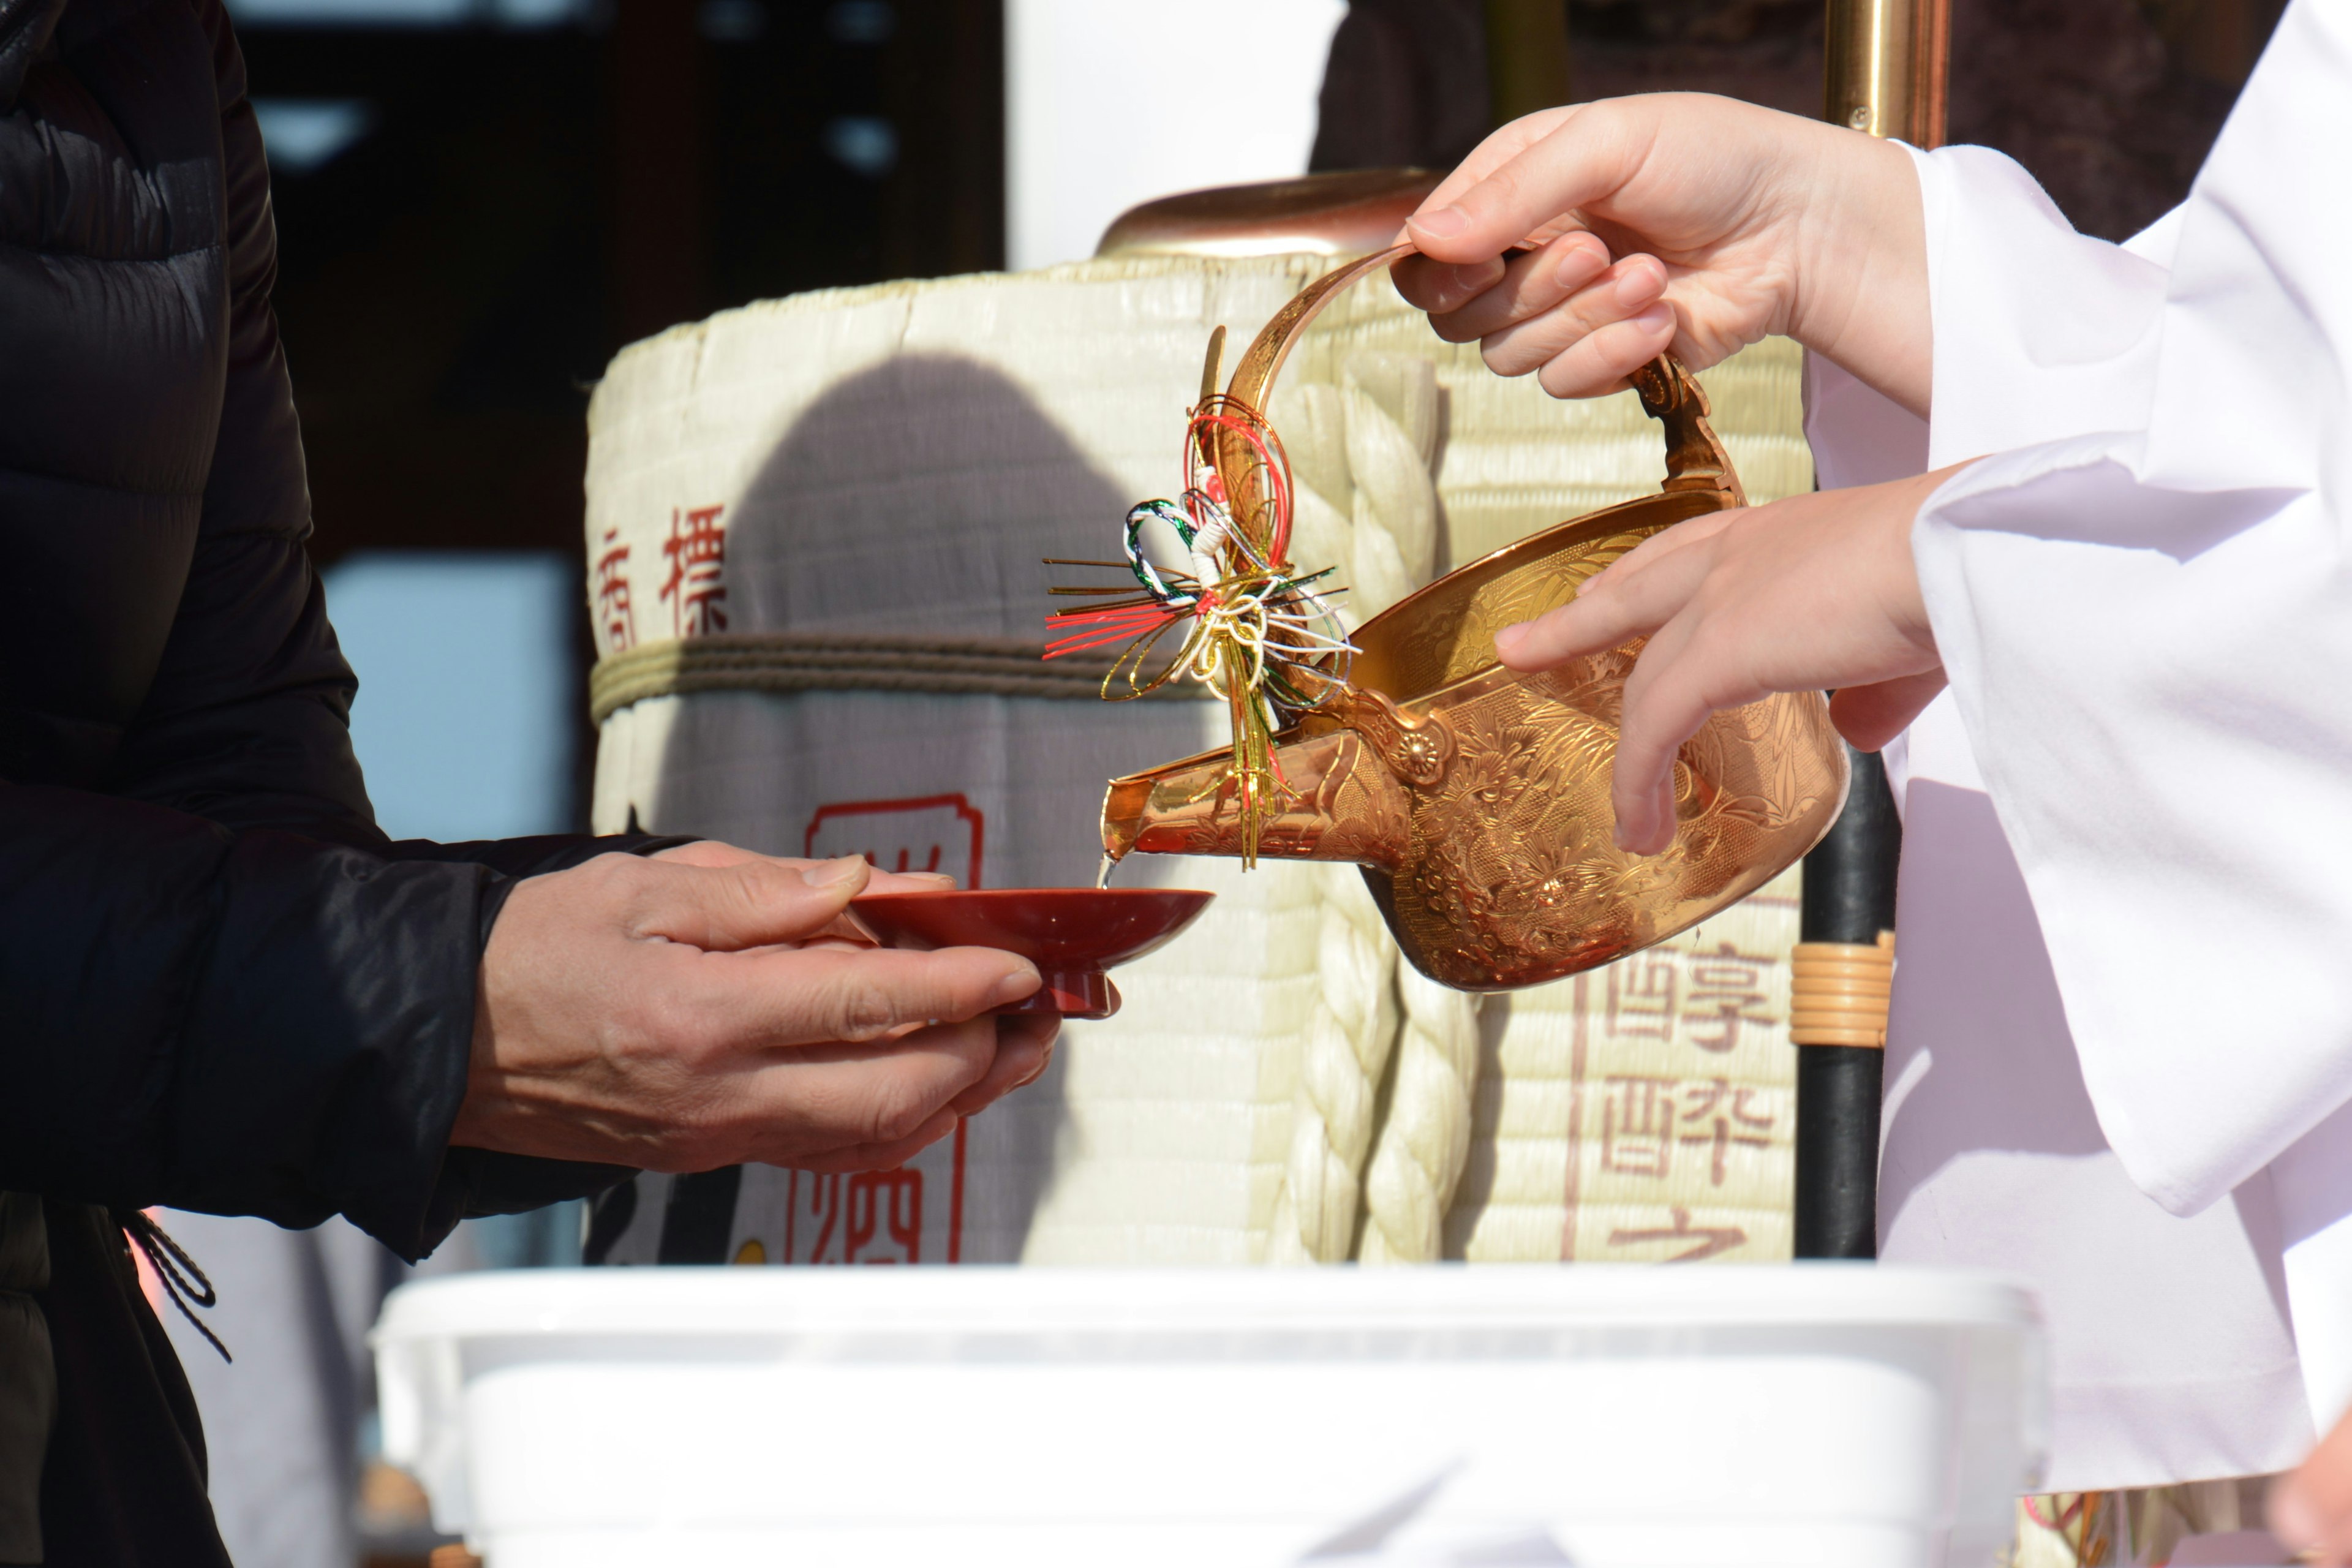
[848,888,1215,1020]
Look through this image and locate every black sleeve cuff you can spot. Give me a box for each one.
[429,1150,635,1231]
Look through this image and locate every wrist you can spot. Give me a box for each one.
[1786,132,1932,417]
[1878,462,1978,659]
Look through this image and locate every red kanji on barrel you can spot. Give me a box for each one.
[660,503,727,637]
[593,526,636,653]
[781,1124,968,1264]
[804,794,984,890]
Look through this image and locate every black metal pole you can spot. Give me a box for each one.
[1792,747,1901,1259]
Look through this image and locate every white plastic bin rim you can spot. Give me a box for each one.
[372,1264,2040,1348]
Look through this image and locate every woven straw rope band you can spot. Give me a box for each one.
[589,633,1217,725]
[1789,932,1895,1049]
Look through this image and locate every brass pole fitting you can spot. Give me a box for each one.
[1823,0,1951,148]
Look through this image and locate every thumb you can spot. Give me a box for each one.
[1407,102,1644,265]
[631,854,872,952]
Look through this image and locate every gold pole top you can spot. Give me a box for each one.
[1823,0,1951,148]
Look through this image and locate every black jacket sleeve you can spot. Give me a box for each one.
[0,0,679,1264]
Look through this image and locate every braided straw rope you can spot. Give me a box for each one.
[1263,353,1485,1264]
[1266,864,1400,1263]
[1336,362,1484,1264]
[1359,967,1482,1263]
[587,633,1212,725]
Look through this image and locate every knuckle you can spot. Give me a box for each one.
[1429,312,1478,345]
[1483,339,1540,380]
[1568,283,1627,336]
[643,997,725,1065]
[571,850,639,900]
[722,861,782,918]
[654,1020,724,1081]
[825,976,903,1042]
[1480,159,1531,216]
[867,1080,941,1145]
[1536,355,1592,399]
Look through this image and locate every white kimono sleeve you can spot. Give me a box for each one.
[1907,0,2352,1218]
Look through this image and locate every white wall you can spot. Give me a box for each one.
[1005,0,1346,271]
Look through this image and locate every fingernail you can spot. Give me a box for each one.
[1615,265,1664,309]
[1632,301,1675,334]
[1494,622,1529,659]
[988,966,1041,1008]
[805,856,867,888]
[1446,260,1501,294]
[1412,206,1469,242]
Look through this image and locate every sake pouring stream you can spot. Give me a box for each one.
[1094,244,1850,992]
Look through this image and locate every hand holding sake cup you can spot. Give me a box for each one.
[851,888,1215,1021]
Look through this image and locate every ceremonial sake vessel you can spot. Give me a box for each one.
[1084,245,1849,991]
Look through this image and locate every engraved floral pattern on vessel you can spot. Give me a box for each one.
[1090,254,1848,991]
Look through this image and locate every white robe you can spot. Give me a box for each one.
[1803,0,2352,1490]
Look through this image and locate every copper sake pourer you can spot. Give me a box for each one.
[1098,245,1849,992]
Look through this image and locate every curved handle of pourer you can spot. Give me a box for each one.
[1214,242,1746,535]
[1626,355,1747,508]
[1221,243,1418,417]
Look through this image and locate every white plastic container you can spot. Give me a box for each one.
[374,1265,2045,1568]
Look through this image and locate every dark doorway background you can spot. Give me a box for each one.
[247,0,1001,564]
